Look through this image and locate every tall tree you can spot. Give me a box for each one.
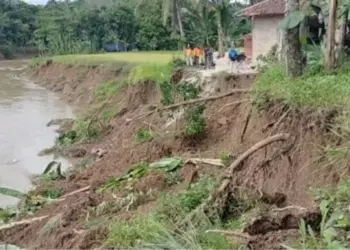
[325,0,338,70]
[201,0,231,57]
[284,0,303,77]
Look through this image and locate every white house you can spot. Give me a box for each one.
[241,0,285,63]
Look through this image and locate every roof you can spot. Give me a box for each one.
[241,0,285,16]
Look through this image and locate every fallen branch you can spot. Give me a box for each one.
[218,99,251,112]
[131,88,252,121]
[0,215,48,230]
[185,158,224,167]
[268,108,291,136]
[61,186,91,199]
[272,205,307,212]
[241,108,252,142]
[179,133,290,226]
[205,229,253,239]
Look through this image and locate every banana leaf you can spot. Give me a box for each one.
[0,187,25,199]
[149,158,183,172]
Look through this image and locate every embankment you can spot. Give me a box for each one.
[0,62,347,249]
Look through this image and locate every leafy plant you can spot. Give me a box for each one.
[42,188,64,199]
[135,128,154,143]
[100,163,149,192]
[159,81,175,105]
[219,151,233,167]
[149,158,183,172]
[176,82,201,101]
[184,104,206,138]
[155,175,217,224]
[106,215,163,248]
[42,161,65,180]
[0,187,25,200]
[279,11,305,30]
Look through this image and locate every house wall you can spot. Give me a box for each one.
[252,15,284,63]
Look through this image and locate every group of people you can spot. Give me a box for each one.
[184,45,215,69]
[184,44,246,72]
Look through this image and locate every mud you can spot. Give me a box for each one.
[0,63,346,249]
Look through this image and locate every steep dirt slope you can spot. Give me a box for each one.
[0,64,344,249]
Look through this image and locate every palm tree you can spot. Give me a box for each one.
[183,1,216,46]
[199,0,231,57]
[136,0,185,40]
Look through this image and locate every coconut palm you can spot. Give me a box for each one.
[135,0,186,40]
[183,1,217,46]
[199,0,231,57]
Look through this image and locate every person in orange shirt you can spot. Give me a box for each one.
[194,46,201,66]
[184,44,193,66]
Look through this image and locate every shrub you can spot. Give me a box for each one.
[106,216,163,247]
[184,104,206,138]
[135,128,154,143]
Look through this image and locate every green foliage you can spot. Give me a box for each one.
[100,162,149,192]
[0,187,25,200]
[256,44,278,68]
[42,161,64,180]
[184,104,206,138]
[159,81,175,105]
[100,108,118,121]
[135,128,154,143]
[170,57,186,68]
[57,118,103,147]
[106,215,163,247]
[254,63,350,110]
[130,63,173,85]
[219,151,233,167]
[42,188,63,199]
[0,208,17,224]
[94,80,126,101]
[279,11,305,30]
[294,181,350,249]
[155,175,218,224]
[176,82,201,101]
[149,158,183,172]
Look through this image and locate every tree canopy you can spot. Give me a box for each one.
[0,0,252,57]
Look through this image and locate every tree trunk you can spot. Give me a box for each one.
[175,0,185,39]
[217,15,225,57]
[337,9,348,63]
[285,0,302,77]
[325,0,338,70]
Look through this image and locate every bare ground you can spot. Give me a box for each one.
[0,63,346,249]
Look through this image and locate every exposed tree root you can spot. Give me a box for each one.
[205,229,253,239]
[243,206,321,235]
[179,133,291,227]
[185,158,224,167]
[130,88,252,121]
[218,99,251,112]
[241,108,252,142]
[0,216,48,230]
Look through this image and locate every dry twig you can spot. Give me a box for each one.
[131,88,252,121]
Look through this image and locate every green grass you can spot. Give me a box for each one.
[254,63,350,110]
[35,51,182,66]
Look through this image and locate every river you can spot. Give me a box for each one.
[0,60,74,207]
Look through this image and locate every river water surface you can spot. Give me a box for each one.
[0,60,74,207]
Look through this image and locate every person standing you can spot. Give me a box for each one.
[228,46,239,73]
[185,44,193,66]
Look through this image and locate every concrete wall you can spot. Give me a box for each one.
[252,15,284,63]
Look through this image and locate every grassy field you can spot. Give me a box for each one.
[48,51,183,65]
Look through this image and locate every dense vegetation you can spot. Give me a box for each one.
[0,0,252,58]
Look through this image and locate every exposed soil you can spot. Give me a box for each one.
[0,63,346,249]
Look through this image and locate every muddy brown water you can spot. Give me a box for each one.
[0,60,74,207]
